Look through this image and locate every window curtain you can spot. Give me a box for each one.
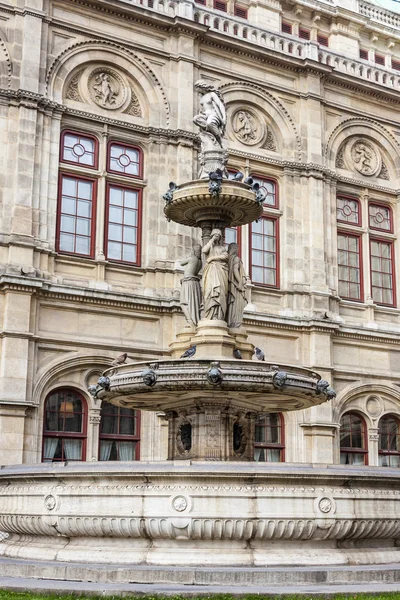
[64,439,82,460]
[43,437,58,461]
[99,440,113,461]
[117,441,135,461]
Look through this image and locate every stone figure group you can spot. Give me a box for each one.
[179,230,249,328]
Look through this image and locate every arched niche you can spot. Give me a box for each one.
[333,382,400,426]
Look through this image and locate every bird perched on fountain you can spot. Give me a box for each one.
[232,172,244,181]
[180,345,197,359]
[255,347,265,361]
[163,181,177,204]
[244,176,253,186]
[111,352,128,367]
[233,348,242,359]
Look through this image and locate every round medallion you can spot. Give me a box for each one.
[172,496,188,512]
[72,143,85,157]
[88,68,127,110]
[366,396,382,418]
[44,494,57,511]
[350,139,381,177]
[231,108,264,146]
[118,154,131,167]
[318,497,333,513]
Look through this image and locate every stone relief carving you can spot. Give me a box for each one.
[263,128,277,151]
[180,245,202,327]
[335,145,345,168]
[66,72,83,102]
[125,88,142,117]
[232,109,260,144]
[88,68,127,110]
[350,139,381,176]
[318,497,333,513]
[44,495,57,511]
[172,496,188,512]
[379,161,390,180]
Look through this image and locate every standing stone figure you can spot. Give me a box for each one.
[193,80,226,148]
[202,229,229,321]
[227,243,249,328]
[180,245,202,327]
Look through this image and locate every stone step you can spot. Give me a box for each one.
[1,557,400,588]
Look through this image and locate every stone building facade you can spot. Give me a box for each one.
[1,0,400,468]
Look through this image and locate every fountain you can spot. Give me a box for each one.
[0,83,399,575]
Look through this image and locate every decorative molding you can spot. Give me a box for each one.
[65,72,83,102]
[125,87,142,117]
[0,37,12,88]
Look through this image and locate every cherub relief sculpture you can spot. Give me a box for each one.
[226,243,249,328]
[233,110,257,143]
[201,229,229,321]
[93,72,118,107]
[180,245,202,327]
[193,80,227,147]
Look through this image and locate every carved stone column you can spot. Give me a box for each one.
[368,427,380,466]
[88,408,102,461]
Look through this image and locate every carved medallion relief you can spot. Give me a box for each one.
[229,107,276,151]
[64,64,142,118]
[336,137,389,180]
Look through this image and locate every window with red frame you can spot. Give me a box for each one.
[338,233,362,301]
[108,142,142,178]
[340,412,368,465]
[234,5,247,18]
[299,27,310,40]
[105,185,141,265]
[370,239,395,306]
[214,0,227,10]
[375,53,385,65]
[99,403,140,461]
[254,413,284,462]
[392,59,400,71]
[317,34,329,46]
[250,176,277,208]
[281,22,292,34]
[250,217,278,287]
[379,415,400,467]
[369,203,392,232]
[42,389,87,462]
[60,131,97,169]
[359,49,368,60]
[57,175,96,257]
[337,196,360,226]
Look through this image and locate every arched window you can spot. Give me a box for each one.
[378,415,400,467]
[42,388,87,462]
[339,412,368,465]
[99,403,141,461]
[254,413,284,462]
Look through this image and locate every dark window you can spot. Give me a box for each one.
[379,415,400,467]
[338,233,362,301]
[317,34,329,47]
[392,59,400,71]
[195,0,206,5]
[57,174,96,257]
[281,22,292,34]
[60,131,97,169]
[243,28,248,38]
[254,413,284,462]
[234,5,248,18]
[299,28,310,40]
[214,0,227,11]
[370,239,395,306]
[105,184,141,265]
[233,24,238,35]
[42,389,87,462]
[337,196,361,226]
[359,49,368,60]
[107,142,142,179]
[369,203,392,233]
[99,404,140,461]
[250,217,279,288]
[340,412,368,465]
[375,53,385,65]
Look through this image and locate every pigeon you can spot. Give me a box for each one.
[209,169,224,181]
[255,347,265,361]
[233,348,242,359]
[180,345,197,358]
[233,172,244,181]
[244,176,254,186]
[111,352,128,367]
[163,182,177,204]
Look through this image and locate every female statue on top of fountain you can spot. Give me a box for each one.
[193,80,226,148]
[201,229,229,321]
[227,243,249,329]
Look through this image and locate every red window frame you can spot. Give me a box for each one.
[99,404,141,461]
[214,0,227,11]
[104,182,142,267]
[249,216,280,289]
[250,174,278,209]
[375,53,385,66]
[368,202,393,234]
[254,413,285,462]
[299,27,310,40]
[378,414,400,467]
[42,388,88,462]
[234,5,248,19]
[281,22,292,34]
[56,173,97,259]
[60,130,99,170]
[359,49,368,60]
[369,237,396,307]
[225,226,242,255]
[107,141,143,180]
[392,59,400,71]
[195,0,206,5]
[336,195,361,227]
[317,34,329,47]
[339,412,368,466]
[337,231,363,302]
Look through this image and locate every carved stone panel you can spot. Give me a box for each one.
[348,139,381,177]
[88,67,127,110]
[232,108,263,145]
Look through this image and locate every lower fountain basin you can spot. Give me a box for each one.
[97,359,328,412]
[0,462,399,567]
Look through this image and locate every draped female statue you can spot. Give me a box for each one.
[227,243,249,328]
[201,229,229,321]
[180,245,202,327]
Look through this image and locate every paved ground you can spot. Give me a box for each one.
[1,577,400,596]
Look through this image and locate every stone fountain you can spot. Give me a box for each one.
[1,83,399,574]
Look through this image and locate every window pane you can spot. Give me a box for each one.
[370,240,394,305]
[337,197,359,224]
[337,235,361,300]
[369,204,391,231]
[60,215,75,234]
[58,176,93,256]
[75,236,90,255]
[109,224,123,241]
[62,133,96,167]
[108,241,122,260]
[59,233,75,253]
[76,219,90,236]
[109,206,123,223]
[106,187,140,264]
[108,143,141,178]
[251,218,278,287]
